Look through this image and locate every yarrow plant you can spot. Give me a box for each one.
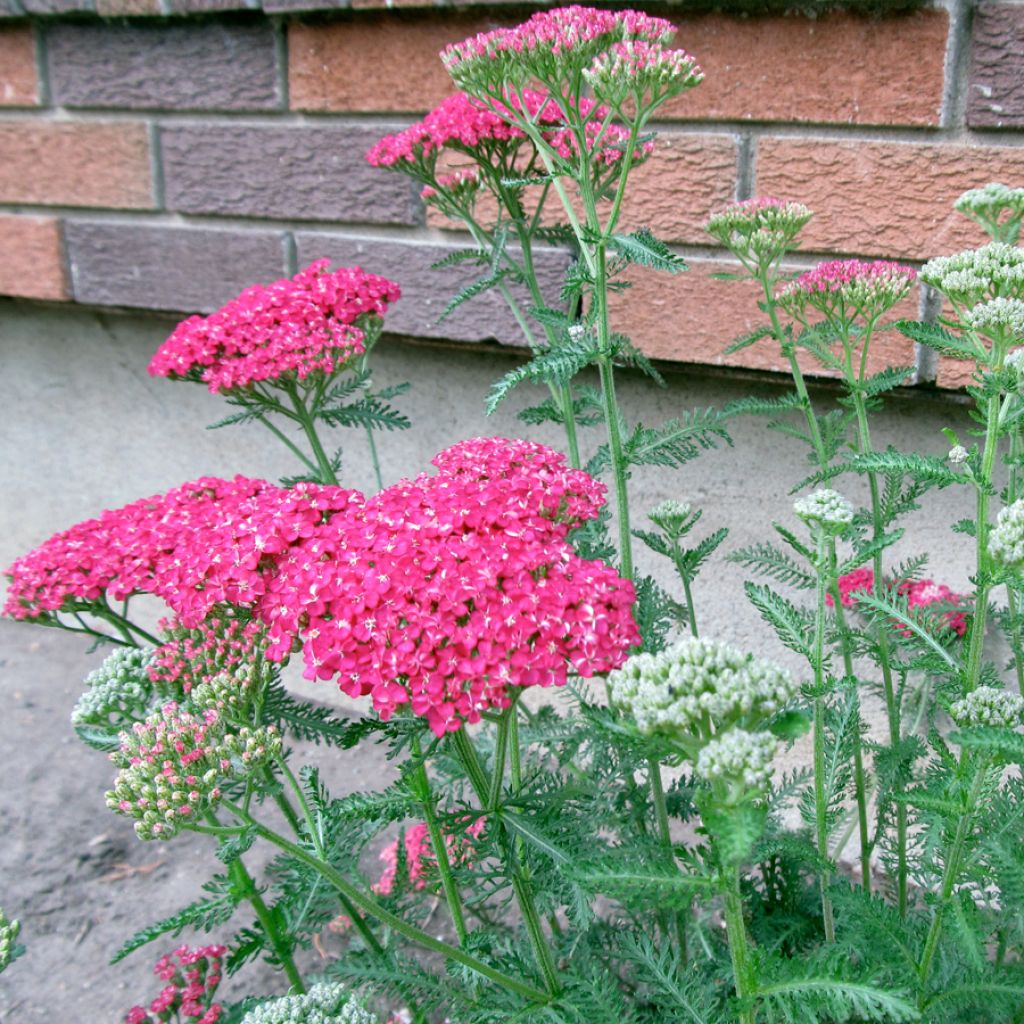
[7,9,1024,1022]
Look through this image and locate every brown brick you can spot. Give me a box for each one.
[967,3,1024,129]
[755,138,1024,261]
[609,259,919,380]
[0,122,152,209]
[0,27,37,107]
[935,358,976,390]
[665,11,947,126]
[289,13,495,112]
[427,132,737,247]
[0,214,66,299]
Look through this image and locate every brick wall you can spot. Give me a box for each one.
[1,0,1022,389]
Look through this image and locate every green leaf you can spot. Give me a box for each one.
[728,543,816,590]
[949,727,1024,762]
[485,338,599,414]
[568,856,712,907]
[857,365,915,399]
[724,325,772,355]
[609,228,688,274]
[430,247,489,271]
[722,392,805,420]
[73,724,121,752]
[770,710,812,740]
[439,266,515,323]
[896,319,984,360]
[744,581,813,658]
[501,810,572,865]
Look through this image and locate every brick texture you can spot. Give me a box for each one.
[968,4,1024,129]
[0,122,152,208]
[667,11,948,126]
[935,358,976,390]
[755,138,1024,260]
[610,260,920,379]
[0,215,66,300]
[161,123,418,224]
[428,132,738,247]
[289,13,490,112]
[0,27,38,107]
[294,232,570,345]
[48,22,280,111]
[95,0,162,13]
[65,222,287,312]
[20,0,91,12]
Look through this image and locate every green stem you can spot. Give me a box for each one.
[286,381,339,486]
[670,537,699,638]
[827,543,871,893]
[722,866,757,1024]
[649,757,689,962]
[254,412,320,475]
[410,734,468,944]
[222,801,550,1004]
[811,533,836,942]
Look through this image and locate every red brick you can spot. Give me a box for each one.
[967,3,1024,129]
[289,13,495,112]
[664,11,947,126]
[0,27,38,107]
[755,138,1024,261]
[0,214,66,300]
[935,358,976,390]
[0,122,152,209]
[427,132,738,247]
[609,259,919,379]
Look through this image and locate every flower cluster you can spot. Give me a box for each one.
[149,615,269,696]
[695,728,779,797]
[962,297,1024,342]
[583,40,703,105]
[794,489,854,533]
[920,242,1024,309]
[955,182,1024,242]
[607,636,795,744]
[72,646,156,729]
[441,6,676,91]
[240,984,377,1024]
[148,261,400,394]
[705,198,813,267]
[989,499,1024,570]
[4,476,360,629]
[373,819,485,896]
[0,909,20,974]
[827,569,969,637]
[125,945,225,1024]
[950,685,1024,729]
[260,437,638,736]
[778,259,916,323]
[647,499,694,539]
[107,701,280,840]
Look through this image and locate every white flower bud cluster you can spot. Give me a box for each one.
[1005,348,1024,375]
[72,646,156,728]
[947,445,969,464]
[962,297,1024,340]
[584,41,703,103]
[648,499,693,537]
[988,499,1024,569]
[0,909,20,973]
[920,243,1024,308]
[240,984,378,1024]
[705,198,812,266]
[607,636,795,739]
[695,728,778,793]
[793,489,854,532]
[950,685,1024,729]
[954,182,1024,220]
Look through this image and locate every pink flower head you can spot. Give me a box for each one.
[373,818,485,896]
[441,6,676,89]
[584,40,703,104]
[778,259,916,323]
[149,260,400,394]
[257,438,639,737]
[706,197,813,263]
[3,476,361,628]
[149,615,268,695]
[124,945,226,1024]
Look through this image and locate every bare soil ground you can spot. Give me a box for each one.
[0,620,398,1023]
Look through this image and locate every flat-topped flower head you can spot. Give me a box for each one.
[107,701,281,840]
[647,499,694,538]
[955,182,1024,243]
[607,636,795,743]
[778,258,916,323]
[920,242,1024,309]
[126,945,225,1024]
[73,646,156,730]
[989,499,1024,570]
[696,728,778,797]
[240,985,377,1024]
[0,910,20,974]
[794,488,854,534]
[706,197,813,267]
[962,297,1024,344]
[441,6,676,92]
[149,261,400,394]
[584,40,703,107]
[950,685,1024,729]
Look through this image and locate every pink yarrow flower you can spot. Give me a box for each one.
[149,260,400,394]
[778,259,916,322]
[258,437,640,737]
[373,818,485,896]
[125,944,226,1024]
